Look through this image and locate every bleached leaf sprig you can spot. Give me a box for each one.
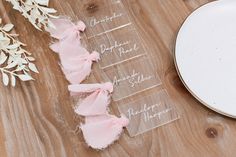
[6,0,58,30]
[0,18,38,87]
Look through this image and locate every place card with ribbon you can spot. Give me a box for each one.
[118,89,180,136]
[81,1,131,38]
[88,26,146,68]
[102,56,162,101]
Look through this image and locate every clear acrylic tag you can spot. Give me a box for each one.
[118,90,180,137]
[82,2,131,38]
[102,56,162,101]
[88,26,146,68]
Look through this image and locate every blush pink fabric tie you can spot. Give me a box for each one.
[62,51,100,84]
[47,18,86,40]
[47,17,129,150]
[68,82,113,116]
[81,114,129,150]
[47,17,86,54]
[47,17,100,84]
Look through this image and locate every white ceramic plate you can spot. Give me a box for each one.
[175,0,236,118]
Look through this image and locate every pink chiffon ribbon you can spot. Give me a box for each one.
[68,82,113,116]
[81,114,129,149]
[62,51,100,84]
[47,17,129,150]
[47,17,100,84]
[47,17,86,54]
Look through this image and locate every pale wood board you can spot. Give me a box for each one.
[0,0,236,157]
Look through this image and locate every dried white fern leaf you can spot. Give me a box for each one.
[6,0,58,30]
[0,18,38,87]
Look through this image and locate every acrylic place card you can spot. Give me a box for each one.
[102,56,162,101]
[88,26,146,69]
[82,2,131,38]
[118,90,180,137]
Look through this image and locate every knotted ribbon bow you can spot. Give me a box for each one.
[47,17,86,55]
[68,82,113,116]
[63,51,100,84]
[81,114,129,149]
[47,17,129,150]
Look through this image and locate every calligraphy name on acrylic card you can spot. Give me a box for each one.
[82,2,131,38]
[88,27,146,68]
[118,90,180,137]
[102,57,161,101]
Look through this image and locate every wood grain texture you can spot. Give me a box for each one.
[0,0,236,157]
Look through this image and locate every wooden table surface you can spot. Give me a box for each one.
[1,0,236,157]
